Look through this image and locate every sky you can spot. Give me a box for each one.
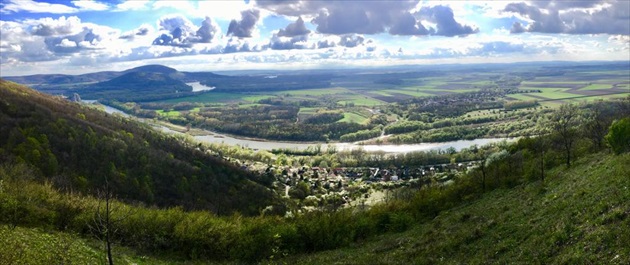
[1,0,629,76]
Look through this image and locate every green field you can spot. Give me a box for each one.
[155,109,181,117]
[339,111,369,124]
[158,92,247,103]
[580,84,613,90]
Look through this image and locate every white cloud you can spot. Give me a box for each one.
[114,0,150,11]
[1,0,77,14]
[28,16,83,36]
[57,38,76,48]
[71,1,109,11]
[1,0,110,14]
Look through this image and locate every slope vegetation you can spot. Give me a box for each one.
[284,152,630,264]
[0,79,276,215]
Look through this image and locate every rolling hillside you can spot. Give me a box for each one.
[0,79,277,215]
[283,152,630,264]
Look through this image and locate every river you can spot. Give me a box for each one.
[85,100,514,153]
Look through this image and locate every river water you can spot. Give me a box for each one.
[186,82,215,92]
[85,100,513,153]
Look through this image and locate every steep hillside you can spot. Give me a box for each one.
[283,152,630,264]
[0,79,276,215]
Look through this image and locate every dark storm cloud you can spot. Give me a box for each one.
[278,17,310,37]
[504,0,630,35]
[227,9,260,38]
[419,5,478,36]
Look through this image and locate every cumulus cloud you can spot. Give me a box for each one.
[195,17,221,43]
[339,34,366,48]
[269,34,310,50]
[389,12,432,36]
[152,15,221,47]
[504,0,630,35]
[119,24,152,40]
[224,37,261,53]
[45,27,113,53]
[256,1,477,37]
[256,0,416,35]
[278,17,310,37]
[510,22,526,34]
[227,9,260,38]
[419,5,478,36]
[268,17,313,50]
[31,16,82,36]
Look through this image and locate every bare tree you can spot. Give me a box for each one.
[89,179,133,265]
[549,104,580,167]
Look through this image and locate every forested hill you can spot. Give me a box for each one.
[0,79,277,215]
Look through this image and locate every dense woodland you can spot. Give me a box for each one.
[0,80,278,215]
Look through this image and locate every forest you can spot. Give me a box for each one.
[0,80,278,216]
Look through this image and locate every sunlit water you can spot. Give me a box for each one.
[186,82,215,92]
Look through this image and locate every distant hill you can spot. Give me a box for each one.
[2,64,233,101]
[80,71,193,101]
[2,64,335,99]
[0,79,277,215]
[122,64,178,74]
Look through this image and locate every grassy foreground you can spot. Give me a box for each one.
[2,152,628,264]
[281,152,630,264]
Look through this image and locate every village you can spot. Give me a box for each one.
[238,160,480,214]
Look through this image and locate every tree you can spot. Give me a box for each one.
[549,104,580,167]
[89,179,133,265]
[605,117,630,155]
[584,102,609,149]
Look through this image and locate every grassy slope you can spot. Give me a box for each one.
[0,225,214,265]
[282,152,630,264]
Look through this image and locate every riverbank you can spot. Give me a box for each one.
[87,101,515,153]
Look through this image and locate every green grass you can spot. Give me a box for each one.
[0,225,206,265]
[298,107,320,115]
[580,84,613,90]
[155,109,181,117]
[241,95,275,102]
[157,92,247,103]
[524,88,581,99]
[337,95,385,106]
[281,152,630,264]
[338,112,369,124]
[507,93,541,101]
[279,87,348,96]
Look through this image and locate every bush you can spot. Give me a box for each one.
[605,118,630,155]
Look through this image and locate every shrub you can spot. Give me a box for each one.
[605,118,630,155]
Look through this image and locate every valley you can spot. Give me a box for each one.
[1,61,629,264]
